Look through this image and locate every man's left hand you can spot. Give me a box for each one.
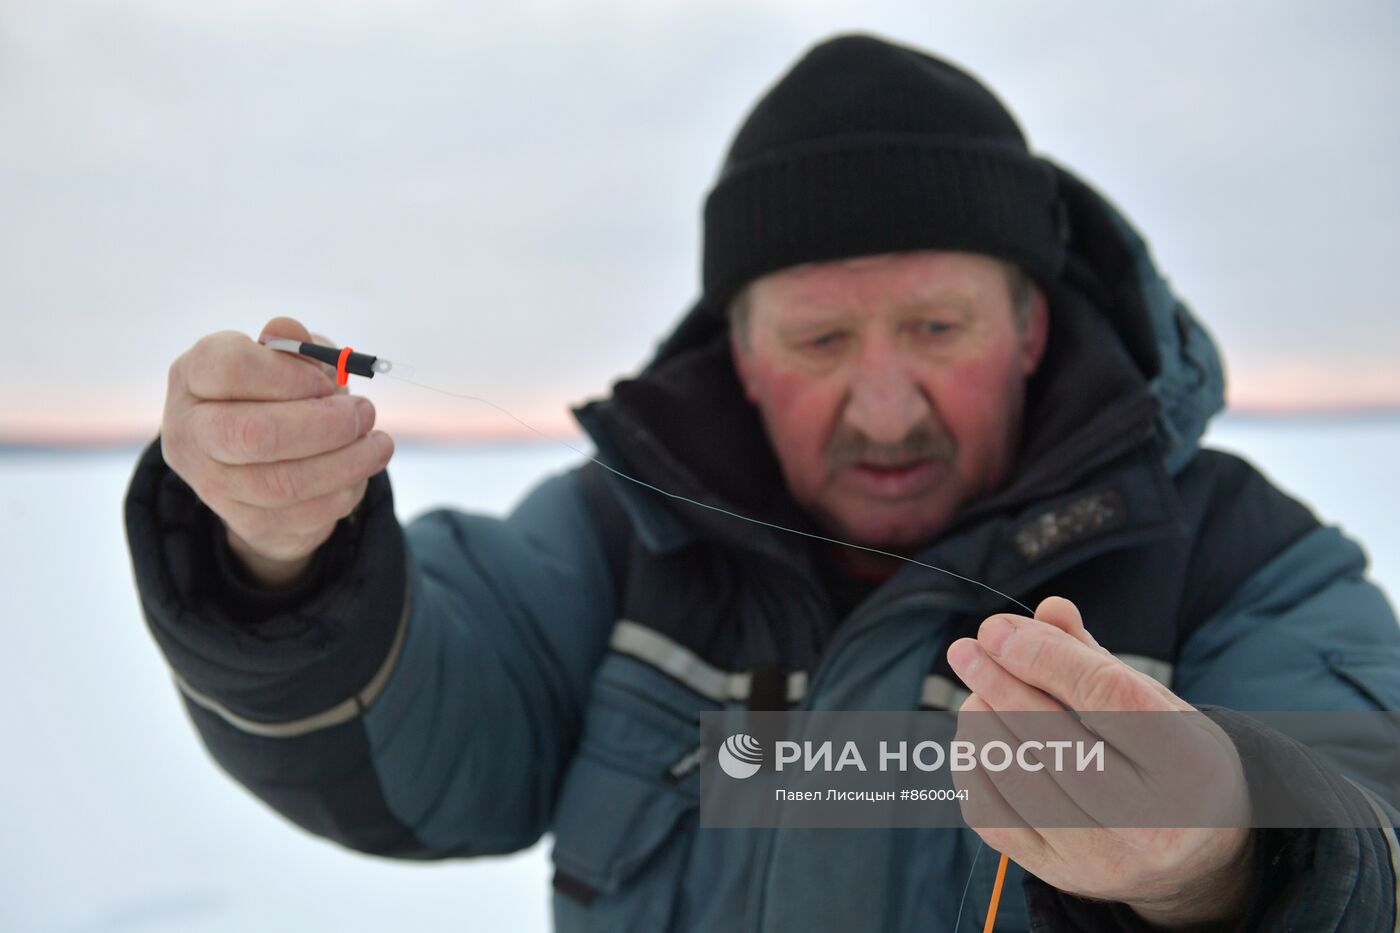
[946,597,1256,929]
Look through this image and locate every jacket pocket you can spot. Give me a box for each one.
[550,656,705,933]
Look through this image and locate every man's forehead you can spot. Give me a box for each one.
[752,249,1012,306]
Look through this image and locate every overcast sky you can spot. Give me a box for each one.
[3,0,1397,442]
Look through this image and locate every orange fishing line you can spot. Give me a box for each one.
[983,852,1010,932]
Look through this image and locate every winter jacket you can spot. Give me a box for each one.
[124,163,1400,931]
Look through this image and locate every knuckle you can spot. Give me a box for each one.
[236,411,278,460]
[1117,671,1162,710]
[993,760,1037,806]
[207,352,245,395]
[259,461,302,505]
[187,333,217,364]
[191,407,222,456]
[1139,833,1188,878]
[201,406,275,462]
[205,408,239,458]
[187,332,239,392]
[1015,626,1052,670]
[317,394,360,441]
[1079,663,1140,711]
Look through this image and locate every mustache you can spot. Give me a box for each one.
[825,424,957,472]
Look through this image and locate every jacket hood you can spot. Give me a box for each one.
[574,163,1225,554]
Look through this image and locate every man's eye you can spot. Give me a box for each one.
[918,320,955,337]
[808,332,847,349]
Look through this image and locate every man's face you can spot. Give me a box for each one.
[730,250,1048,551]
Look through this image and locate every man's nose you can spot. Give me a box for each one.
[843,344,933,444]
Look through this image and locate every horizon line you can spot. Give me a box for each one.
[5,402,1400,451]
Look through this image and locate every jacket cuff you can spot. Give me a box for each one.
[207,499,338,621]
[1022,707,1398,931]
[123,436,407,722]
[1023,828,1303,932]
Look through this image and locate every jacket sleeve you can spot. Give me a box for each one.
[1023,523,1400,931]
[123,437,616,859]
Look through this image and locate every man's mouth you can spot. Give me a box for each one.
[845,458,942,498]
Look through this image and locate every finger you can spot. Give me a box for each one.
[191,395,374,465]
[980,616,1211,786]
[260,318,345,390]
[1034,597,1101,652]
[954,695,1048,859]
[215,430,393,508]
[260,316,314,345]
[951,638,1132,817]
[978,615,1171,715]
[948,635,1123,759]
[219,480,368,555]
[1035,597,1180,707]
[183,331,338,402]
[948,637,1064,712]
[958,693,1096,832]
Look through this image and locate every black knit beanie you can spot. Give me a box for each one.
[702,34,1066,314]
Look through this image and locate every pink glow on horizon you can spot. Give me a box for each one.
[5,357,1400,446]
[0,386,581,446]
[1226,359,1400,413]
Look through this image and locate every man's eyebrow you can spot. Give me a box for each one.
[893,290,975,312]
[782,288,977,318]
[782,298,855,319]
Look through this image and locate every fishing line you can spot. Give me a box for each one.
[261,335,1029,613]
[390,366,1023,928]
[385,368,1035,617]
[953,838,984,931]
[266,336,1020,929]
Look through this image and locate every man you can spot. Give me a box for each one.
[125,34,1400,930]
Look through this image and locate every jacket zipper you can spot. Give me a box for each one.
[803,590,978,704]
[751,589,976,932]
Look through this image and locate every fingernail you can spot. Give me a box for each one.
[979,616,1015,656]
[947,639,982,677]
[371,430,393,459]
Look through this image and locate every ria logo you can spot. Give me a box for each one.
[717,733,764,779]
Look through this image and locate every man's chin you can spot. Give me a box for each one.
[822,505,952,553]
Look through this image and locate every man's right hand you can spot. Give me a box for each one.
[161,316,395,588]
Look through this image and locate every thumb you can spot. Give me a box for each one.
[257,317,343,391]
[258,315,314,344]
[1034,596,1103,652]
